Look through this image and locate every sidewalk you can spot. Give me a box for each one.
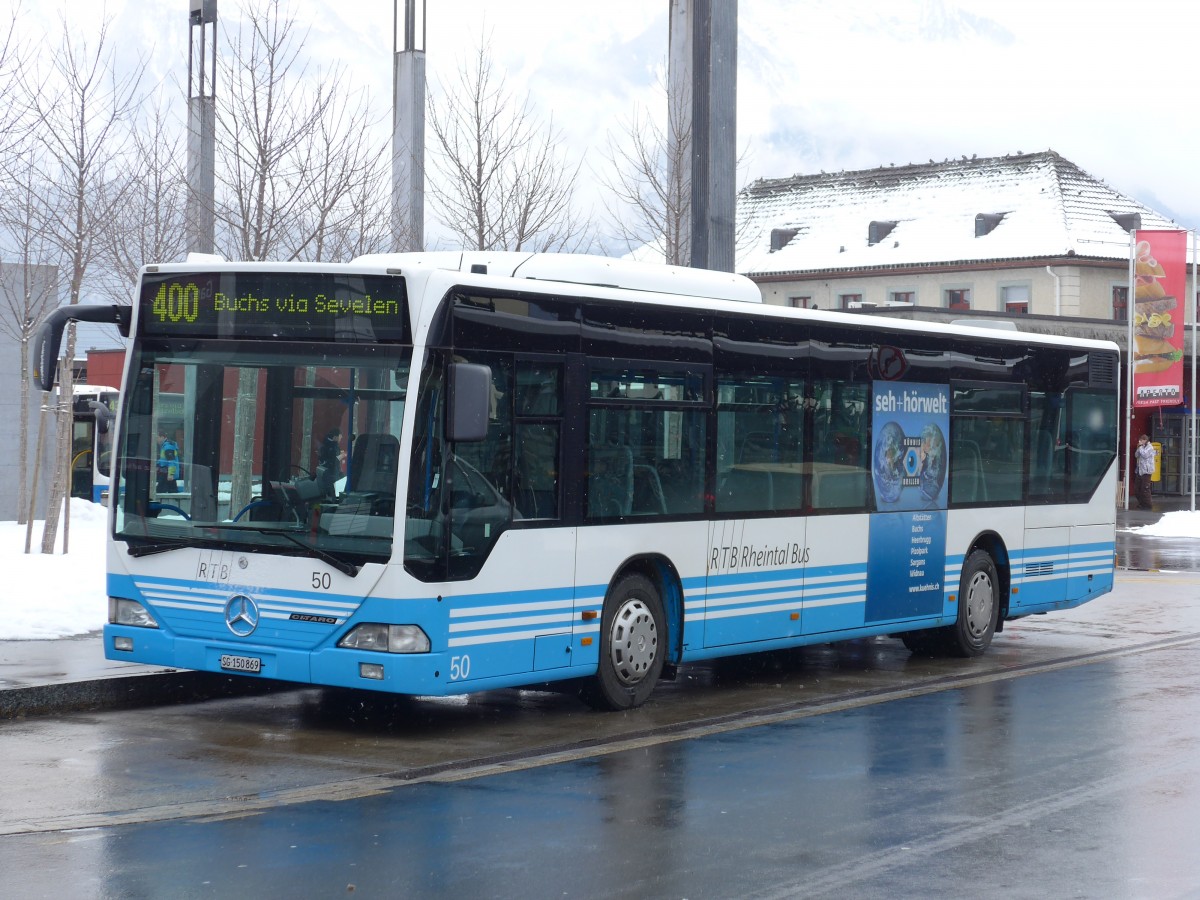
[0,634,284,719]
[2,498,1194,719]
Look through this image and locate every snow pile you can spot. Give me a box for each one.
[0,499,108,640]
[1127,510,1200,539]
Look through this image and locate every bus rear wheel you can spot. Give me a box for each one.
[942,549,999,657]
[581,574,665,711]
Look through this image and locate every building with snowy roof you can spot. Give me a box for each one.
[737,150,1182,321]
[736,150,1200,497]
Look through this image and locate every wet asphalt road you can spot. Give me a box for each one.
[1117,501,1199,572]
[1117,528,1200,572]
[2,562,1200,898]
[4,632,1199,898]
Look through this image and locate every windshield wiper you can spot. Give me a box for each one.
[252,528,361,577]
[126,538,189,558]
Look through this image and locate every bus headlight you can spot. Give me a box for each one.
[338,624,430,654]
[109,598,159,628]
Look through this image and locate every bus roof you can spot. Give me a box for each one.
[352,251,764,305]
[140,255,1118,355]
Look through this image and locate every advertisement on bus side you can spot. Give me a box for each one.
[866,382,949,621]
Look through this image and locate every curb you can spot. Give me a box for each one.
[0,670,293,720]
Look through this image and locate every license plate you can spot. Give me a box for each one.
[219,654,262,673]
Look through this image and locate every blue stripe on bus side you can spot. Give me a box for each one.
[110,537,1114,662]
[443,584,614,650]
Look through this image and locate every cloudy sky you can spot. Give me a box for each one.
[25,0,1200,246]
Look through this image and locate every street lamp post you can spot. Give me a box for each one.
[187,0,218,256]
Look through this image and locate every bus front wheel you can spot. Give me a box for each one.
[582,574,665,711]
[943,549,999,657]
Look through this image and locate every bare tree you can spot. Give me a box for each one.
[216,0,386,263]
[0,3,30,157]
[598,78,692,265]
[0,152,61,523]
[0,7,50,525]
[290,84,392,261]
[98,101,191,302]
[216,0,323,261]
[17,14,145,552]
[334,162,396,260]
[427,40,594,252]
[600,73,754,267]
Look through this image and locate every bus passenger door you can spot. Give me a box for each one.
[801,378,875,635]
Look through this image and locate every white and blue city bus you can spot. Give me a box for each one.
[70,384,120,504]
[32,254,1119,709]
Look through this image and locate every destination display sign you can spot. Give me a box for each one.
[138,271,409,342]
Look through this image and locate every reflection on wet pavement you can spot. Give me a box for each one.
[1117,530,1200,572]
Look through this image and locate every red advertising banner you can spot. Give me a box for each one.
[1132,229,1187,407]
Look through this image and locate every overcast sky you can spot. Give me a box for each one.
[27,0,1200,247]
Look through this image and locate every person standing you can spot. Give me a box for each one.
[156,432,180,494]
[1134,434,1158,510]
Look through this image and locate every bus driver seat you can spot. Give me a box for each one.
[347,433,400,514]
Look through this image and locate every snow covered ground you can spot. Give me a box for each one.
[1,499,108,640]
[0,500,1197,641]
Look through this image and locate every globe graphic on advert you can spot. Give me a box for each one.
[873,420,905,503]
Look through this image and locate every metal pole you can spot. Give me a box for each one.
[187,0,217,255]
[1124,230,1134,512]
[1192,231,1197,511]
[392,0,426,252]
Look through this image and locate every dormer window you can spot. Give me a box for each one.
[1108,211,1142,232]
[868,221,896,245]
[769,228,798,252]
[975,213,1005,237]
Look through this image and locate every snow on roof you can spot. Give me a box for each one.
[737,150,1179,277]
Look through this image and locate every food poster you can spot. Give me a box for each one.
[1132,230,1187,408]
[865,382,949,622]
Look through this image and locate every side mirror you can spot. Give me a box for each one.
[32,304,131,392]
[446,362,491,443]
[88,400,114,434]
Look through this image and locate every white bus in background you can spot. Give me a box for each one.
[33,253,1119,710]
[70,384,119,504]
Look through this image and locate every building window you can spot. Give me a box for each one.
[1112,286,1128,321]
[889,291,915,305]
[839,293,863,310]
[1001,284,1030,315]
[788,296,812,309]
[945,288,971,310]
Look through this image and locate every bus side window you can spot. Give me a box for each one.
[514,361,562,520]
[404,361,449,576]
[809,379,869,510]
[1029,391,1066,501]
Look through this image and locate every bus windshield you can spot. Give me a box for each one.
[114,340,411,568]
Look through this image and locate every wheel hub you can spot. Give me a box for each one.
[609,598,658,685]
[964,570,994,637]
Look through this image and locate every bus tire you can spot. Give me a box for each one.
[581,574,665,711]
[943,549,999,657]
